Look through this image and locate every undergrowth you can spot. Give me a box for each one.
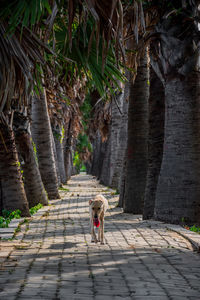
[58,187,69,192]
[184,224,200,234]
[189,225,200,234]
[0,209,21,228]
[0,203,44,228]
[29,203,43,215]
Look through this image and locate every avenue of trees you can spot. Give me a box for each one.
[0,0,200,226]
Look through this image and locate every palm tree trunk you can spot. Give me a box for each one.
[64,119,73,181]
[51,130,61,187]
[112,72,130,191]
[0,180,2,215]
[90,130,102,177]
[31,91,60,200]
[110,92,124,188]
[97,140,107,180]
[154,72,200,224]
[14,113,48,208]
[118,154,127,208]
[71,151,77,175]
[99,126,111,186]
[0,122,30,216]
[123,52,149,213]
[85,161,91,173]
[53,127,66,184]
[143,68,164,219]
[64,147,72,180]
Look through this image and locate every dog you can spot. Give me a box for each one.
[89,194,108,244]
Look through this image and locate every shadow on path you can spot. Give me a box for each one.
[0,174,200,300]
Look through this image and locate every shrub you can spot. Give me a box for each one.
[29,203,43,215]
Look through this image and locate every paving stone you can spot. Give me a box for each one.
[0,174,200,300]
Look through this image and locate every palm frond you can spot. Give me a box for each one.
[0,22,49,113]
[55,19,125,97]
[0,0,52,33]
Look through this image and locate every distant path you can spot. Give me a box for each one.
[0,173,200,299]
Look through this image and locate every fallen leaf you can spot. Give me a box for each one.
[128,245,135,249]
[153,248,161,253]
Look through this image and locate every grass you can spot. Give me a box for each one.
[188,225,200,234]
[15,245,29,250]
[29,203,43,215]
[0,209,22,228]
[184,224,200,234]
[111,190,119,196]
[58,187,69,192]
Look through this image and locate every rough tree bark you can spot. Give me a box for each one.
[97,140,107,180]
[51,130,61,187]
[52,126,66,184]
[64,119,73,181]
[110,92,124,188]
[112,72,130,193]
[123,52,149,213]
[118,153,127,208]
[99,126,111,186]
[90,130,102,177]
[31,92,60,199]
[14,112,48,208]
[143,67,164,219]
[153,5,200,224]
[0,122,30,216]
[155,73,200,224]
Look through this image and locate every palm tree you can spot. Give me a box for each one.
[123,51,149,213]
[109,92,124,187]
[52,125,66,184]
[51,5,125,181]
[31,91,60,200]
[0,18,49,215]
[51,129,61,187]
[0,121,30,215]
[0,0,125,214]
[99,126,112,186]
[0,1,60,213]
[64,118,74,181]
[111,71,130,192]
[118,154,127,208]
[143,66,164,219]
[152,2,200,224]
[90,130,102,177]
[13,111,48,208]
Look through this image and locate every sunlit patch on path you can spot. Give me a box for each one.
[0,174,200,299]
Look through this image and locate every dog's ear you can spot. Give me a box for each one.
[89,199,93,205]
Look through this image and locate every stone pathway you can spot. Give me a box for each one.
[0,174,200,300]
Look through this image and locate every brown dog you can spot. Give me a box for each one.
[89,194,108,244]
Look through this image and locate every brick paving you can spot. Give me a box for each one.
[0,173,200,300]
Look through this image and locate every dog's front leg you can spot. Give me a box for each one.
[91,221,97,243]
[100,219,105,244]
[98,226,101,242]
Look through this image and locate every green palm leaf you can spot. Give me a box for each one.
[55,19,125,96]
[0,0,52,33]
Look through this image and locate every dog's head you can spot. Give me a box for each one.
[89,199,103,221]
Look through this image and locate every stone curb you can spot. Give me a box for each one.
[141,219,200,252]
[165,224,200,252]
[0,205,50,240]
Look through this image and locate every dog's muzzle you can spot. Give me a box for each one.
[93,217,100,227]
